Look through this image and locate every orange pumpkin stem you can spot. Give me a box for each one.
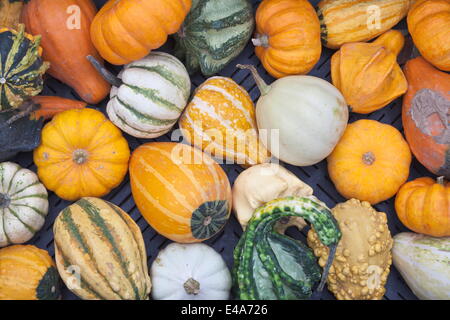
[437,176,445,185]
[252,34,269,48]
[362,151,376,166]
[73,149,89,165]
[237,64,271,96]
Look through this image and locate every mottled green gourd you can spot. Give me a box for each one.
[233,196,342,300]
[174,0,254,76]
[0,24,49,111]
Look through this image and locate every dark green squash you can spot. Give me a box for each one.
[233,196,342,300]
[174,0,254,76]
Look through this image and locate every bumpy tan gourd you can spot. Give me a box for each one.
[307,199,393,300]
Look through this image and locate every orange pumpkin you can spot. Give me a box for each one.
[395,177,450,237]
[91,0,191,65]
[328,119,412,205]
[408,0,450,71]
[129,142,232,243]
[252,0,321,78]
[34,108,130,201]
[402,57,450,179]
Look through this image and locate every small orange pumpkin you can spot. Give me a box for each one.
[34,108,130,201]
[407,0,450,71]
[328,119,412,205]
[395,176,450,237]
[252,0,322,78]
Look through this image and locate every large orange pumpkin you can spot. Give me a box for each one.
[129,142,232,243]
[395,176,450,237]
[402,57,450,179]
[407,0,450,71]
[253,0,321,78]
[91,0,191,65]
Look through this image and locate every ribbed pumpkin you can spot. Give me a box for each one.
[408,0,450,71]
[0,245,60,300]
[252,0,322,78]
[91,0,191,65]
[33,108,130,201]
[0,162,48,248]
[331,30,408,114]
[402,57,450,179]
[130,142,232,243]
[179,77,270,167]
[328,120,412,205]
[0,24,48,111]
[395,177,450,237]
[54,197,151,300]
[317,0,414,49]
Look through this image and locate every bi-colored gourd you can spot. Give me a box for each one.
[33,108,130,201]
[30,96,87,120]
[129,142,232,243]
[234,197,341,300]
[238,64,348,166]
[328,119,412,205]
[395,176,450,237]
[308,199,393,300]
[54,197,151,300]
[252,0,321,78]
[331,30,408,114]
[89,52,191,139]
[91,0,191,65]
[402,57,450,179]
[0,0,26,29]
[21,0,111,104]
[317,0,414,49]
[178,77,270,167]
[174,0,254,76]
[0,24,48,111]
[393,233,450,300]
[0,162,48,247]
[0,245,60,300]
[408,0,450,71]
[151,243,232,300]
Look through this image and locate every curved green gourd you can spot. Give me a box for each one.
[233,196,342,300]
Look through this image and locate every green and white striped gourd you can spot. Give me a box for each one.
[174,0,254,76]
[233,196,342,300]
[102,52,191,139]
[0,161,48,247]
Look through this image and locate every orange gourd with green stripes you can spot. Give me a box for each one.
[129,142,232,243]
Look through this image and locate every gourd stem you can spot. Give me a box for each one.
[317,243,337,292]
[87,55,122,87]
[73,149,89,165]
[236,64,271,96]
[184,278,200,295]
[362,152,376,166]
[437,176,445,186]
[252,34,269,48]
[0,193,10,208]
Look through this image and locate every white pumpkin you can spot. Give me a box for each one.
[106,52,191,139]
[238,65,349,166]
[0,162,48,247]
[151,243,231,300]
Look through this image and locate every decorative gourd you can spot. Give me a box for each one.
[308,199,393,300]
[0,24,48,111]
[393,232,450,300]
[151,243,231,300]
[0,162,48,247]
[30,96,87,120]
[33,108,130,201]
[328,120,411,204]
[317,0,414,49]
[238,64,348,166]
[21,0,111,104]
[402,57,450,179]
[408,0,450,71]
[91,0,191,65]
[232,163,313,231]
[89,52,191,139]
[178,77,270,166]
[174,0,254,76]
[252,0,321,78]
[331,30,408,114]
[129,142,232,243]
[395,177,450,237]
[0,245,60,300]
[54,197,151,300]
[233,196,341,300]
[0,0,27,29]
